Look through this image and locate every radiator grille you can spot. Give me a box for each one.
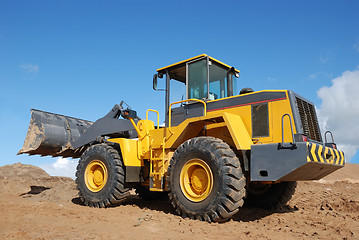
[296,97,322,142]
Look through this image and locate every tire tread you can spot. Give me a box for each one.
[167,137,246,222]
[75,143,129,208]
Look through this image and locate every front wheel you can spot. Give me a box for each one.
[76,143,129,207]
[167,137,246,222]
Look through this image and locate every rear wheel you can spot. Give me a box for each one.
[167,137,246,222]
[245,181,297,209]
[76,143,129,207]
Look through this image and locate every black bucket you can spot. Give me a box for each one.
[18,109,93,158]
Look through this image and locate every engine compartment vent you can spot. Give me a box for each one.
[296,97,322,142]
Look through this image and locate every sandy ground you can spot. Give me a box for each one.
[0,163,358,240]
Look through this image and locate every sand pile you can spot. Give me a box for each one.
[0,162,358,239]
[0,163,77,202]
[322,163,359,182]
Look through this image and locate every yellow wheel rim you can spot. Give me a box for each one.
[180,159,213,202]
[85,160,108,192]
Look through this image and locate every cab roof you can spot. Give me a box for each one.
[156,54,240,83]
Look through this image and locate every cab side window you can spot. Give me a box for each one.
[252,103,269,137]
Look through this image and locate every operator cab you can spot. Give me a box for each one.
[154,54,240,101]
[153,54,240,126]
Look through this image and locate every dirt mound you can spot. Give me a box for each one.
[1,163,358,239]
[0,162,50,179]
[0,163,77,202]
[322,163,359,181]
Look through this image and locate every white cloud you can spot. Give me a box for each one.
[20,63,39,74]
[40,157,78,179]
[309,73,318,79]
[267,77,277,82]
[308,71,333,80]
[319,52,331,63]
[317,68,359,161]
[354,39,359,52]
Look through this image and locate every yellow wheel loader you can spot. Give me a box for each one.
[19,54,345,222]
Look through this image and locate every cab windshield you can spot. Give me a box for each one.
[187,58,237,100]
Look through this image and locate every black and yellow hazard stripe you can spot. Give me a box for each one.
[306,142,344,165]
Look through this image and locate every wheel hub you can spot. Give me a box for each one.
[93,169,104,185]
[85,160,108,192]
[190,168,208,194]
[180,159,213,202]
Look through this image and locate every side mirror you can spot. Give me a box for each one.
[153,73,165,91]
[230,67,239,78]
[153,74,158,90]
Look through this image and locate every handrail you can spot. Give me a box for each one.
[146,109,160,130]
[324,131,335,144]
[168,99,207,134]
[280,114,296,148]
[129,118,142,139]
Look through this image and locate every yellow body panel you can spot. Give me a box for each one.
[136,119,155,158]
[107,138,142,167]
[223,105,252,141]
[204,90,295,145]
[222,112,252,150]
[269,94,297,144]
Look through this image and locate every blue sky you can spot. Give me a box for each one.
[1,0,358,177]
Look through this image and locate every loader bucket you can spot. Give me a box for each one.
[18,109,93,158]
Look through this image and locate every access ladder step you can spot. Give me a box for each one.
[151,158,164,161]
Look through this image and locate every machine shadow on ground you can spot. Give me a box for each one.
[71,194,298,223]
[232,205,298,222]
[71,194,176,215]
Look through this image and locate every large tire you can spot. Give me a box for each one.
[245,181,297,209]
[167,137,246,222]
[76,143,129,207]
